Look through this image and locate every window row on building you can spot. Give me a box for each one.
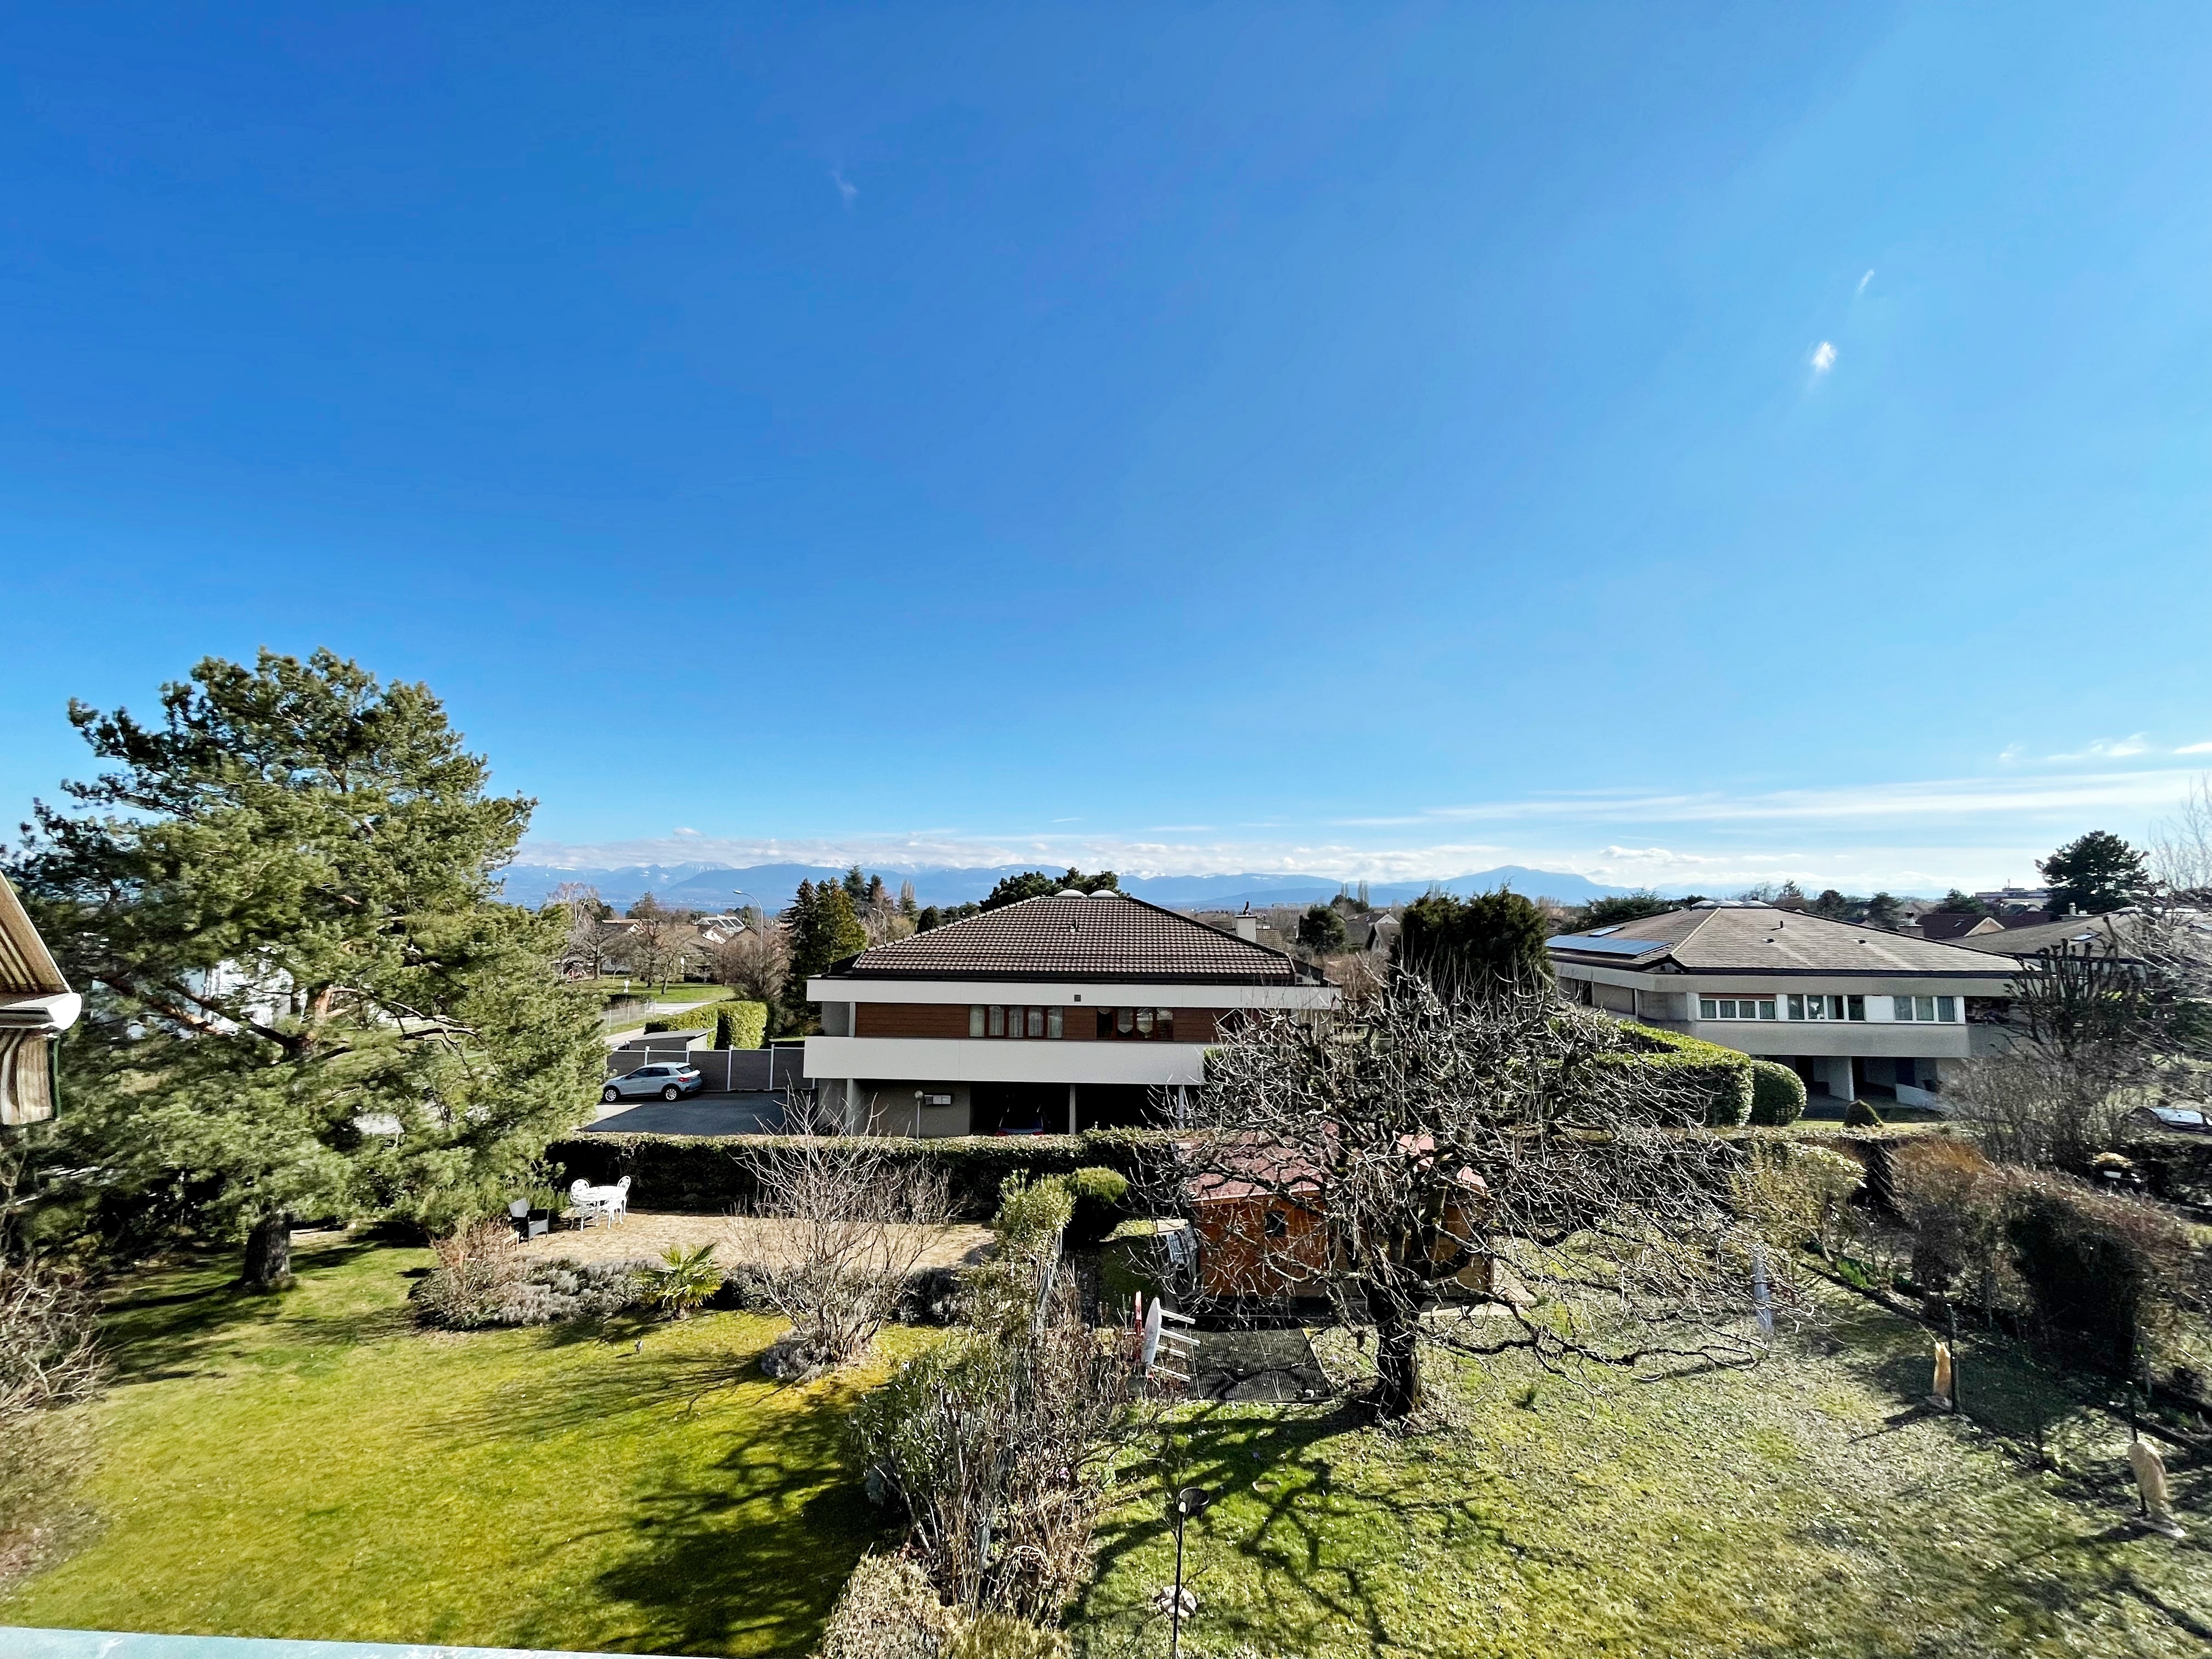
[1698,993,1960,1023]
[966,1005,1183,1040]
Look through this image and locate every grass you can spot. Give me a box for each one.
[18,1235,2212,1658]
[1073,1292,2212,1658]
[0,1232,923,1656]
[589,980,737,1007]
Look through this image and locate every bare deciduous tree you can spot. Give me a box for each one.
[549,882,617,978]
[623,894,699,992]
[0,1257,104,1542]
[736,1135,953,1375]
[1152,975,1765,1418]
[1955,906,2212,1168]
[2151,774,2212,901]
[709,911,789,1010]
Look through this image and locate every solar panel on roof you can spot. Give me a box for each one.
[1546,934,1668,956]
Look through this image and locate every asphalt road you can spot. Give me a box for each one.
[584,1090,793,1136]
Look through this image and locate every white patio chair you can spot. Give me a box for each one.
[607,1175,631,1225]
[568,1177,611,1229]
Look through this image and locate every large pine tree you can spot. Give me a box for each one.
[9,650,603,1286]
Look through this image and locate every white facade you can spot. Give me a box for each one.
[803,974,1337,1136]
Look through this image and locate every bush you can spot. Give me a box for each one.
[640,1244,724,1320]
[0,1259,104,1555]
[1065,1167,1130,1246]
[549,1130,1169,1221]
[1843,1099,1886,1128]
[1748,1060,1807,1126]
[1606,1024,1754,1127]
[947,1617,1070,1659]
[818,1553,955,1659]
[715,1001,768,1050]
[1891,1138,1997,1294]
[2000,1172,2195,1374]
[413,1228,645,1330]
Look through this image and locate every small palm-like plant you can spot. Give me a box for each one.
[641,1244,724,1320]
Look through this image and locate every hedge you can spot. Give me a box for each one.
[1748,1059,1808,1126]
[714,1002,768,1049]
[1605,1022,1754,1127]
[639,998,768,1046]
[546,1129,1175,1221]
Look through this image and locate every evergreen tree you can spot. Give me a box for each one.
[842,864,869,904]
[1297,902,1348,954]
[898,880,919,919]
[1863,892,1903,930]
[787,879,867,985]
[980,867,1119,911]
[9,650,602,1287]
[2039,831,2152,915]
[1392,889,1554,997]
[1572,890,1674,931]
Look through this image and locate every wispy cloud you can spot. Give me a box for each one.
[2046,735,2148,761]
[830,167,857,206]
[1855,269,1874,297]
[2177,742,2212,755]
[1809,341,1838,374]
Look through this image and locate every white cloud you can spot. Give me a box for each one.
[2046,734,2148,761]
[830,168,857,205]
[673,827,699,837]
[1856,269,1874,297]
[1997,743,2025,764]
[2177,742,2212,755]
[1809,341,1838,374]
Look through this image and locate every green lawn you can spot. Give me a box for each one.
[16,1238,2212,1659]
[1,1233,919,1656]
[1075,1295,2212,1658]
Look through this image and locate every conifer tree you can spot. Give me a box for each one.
[9,651,602,1287]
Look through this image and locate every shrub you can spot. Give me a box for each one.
[413,1228,645,1329]
[1748,1060,1807,1126]
[947,1616,1071,1659]
[2000,1171,2196,1374]
[817,1554,955,1659]
[715,1001,768,1050]
[1606,1024,1754,1127]
[640,1244,724,1320]
[1843,1099,1885,1128]
[0,1259,104,1555]
[1891,1138,1998,1294]
[1065,1167,1130,1246]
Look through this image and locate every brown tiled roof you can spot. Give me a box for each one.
[821,892,1329,985]
[1951,912,2138,959]
[1548,905,2018,979]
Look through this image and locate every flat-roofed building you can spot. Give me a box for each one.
[804,889,1338,1136]
[1548,900,2018,1108]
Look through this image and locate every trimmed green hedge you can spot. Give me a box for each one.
[546,1129,1174,1221]
[714,1002,768,1049]
[1606,1022,1754,1127]
[1748,1059,1808,1126]
[639,998,768,1046]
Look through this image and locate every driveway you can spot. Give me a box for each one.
[585,1090,793,1136]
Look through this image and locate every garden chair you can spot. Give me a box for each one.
[606,1175,631,1224]
[568,1177,611,1229]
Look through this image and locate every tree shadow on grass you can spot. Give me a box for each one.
[534,1378,898,1657]
[1077,1400,1503,1658]
[100,1235,399,1384]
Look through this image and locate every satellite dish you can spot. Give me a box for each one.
[1141,1298,1163,1369]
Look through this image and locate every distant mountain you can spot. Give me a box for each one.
[498,859,1651,913]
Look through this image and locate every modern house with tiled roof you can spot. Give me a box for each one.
[1547,901,2018,1109]
[804,889,1338,1136]
[0,872,80,1127]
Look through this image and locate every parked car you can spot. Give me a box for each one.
[602,1063,703,1104]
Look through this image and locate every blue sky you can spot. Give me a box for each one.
[4,3,2209,894]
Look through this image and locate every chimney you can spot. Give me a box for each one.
[1234,904,1259,944]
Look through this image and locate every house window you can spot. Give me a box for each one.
[1788,995,1866,1022]
[1157,1007,1175,1040]
[1047,1006,1063,1039]
[1893,996,1959,1023]
[1098,1006,1178,1040]
[1697,997,1777,1020]
[1135,1008,1154,1036]
[1117,1007,1134,1036]
[988,1005,1006,1036]
[969,1005,986,1037]
[1263,1207,1289,1240]
[1026,1006,1045,1038]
